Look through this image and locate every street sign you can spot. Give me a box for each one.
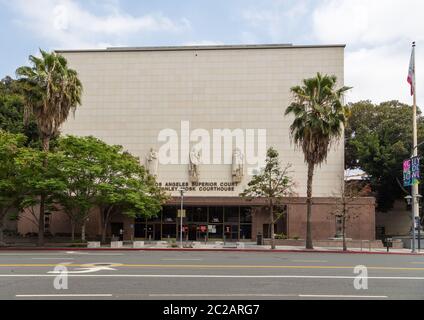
[177,209,186,218]
[404,157,420,187]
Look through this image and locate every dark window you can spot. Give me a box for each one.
[162,206,177,223]
[134,224,146,238]
[225,224,239,240]
[209,206,223,223]
[240,224,252,239]
[186,207,207,222]
[208,224,223,239]
[224,207,239,223]
[240,207,253,223]
[162,224,176,239]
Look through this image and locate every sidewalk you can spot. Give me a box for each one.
[1,241,424,255]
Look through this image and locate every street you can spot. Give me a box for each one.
[0,250,423,300]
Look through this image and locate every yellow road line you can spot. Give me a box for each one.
[0,264,424,271]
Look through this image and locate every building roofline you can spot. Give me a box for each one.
[55,43,346,54]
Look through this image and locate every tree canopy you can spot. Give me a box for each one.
[345,100,424,211]
[53,135,168,241]
[0,77,39,146]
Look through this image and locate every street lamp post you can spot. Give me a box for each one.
[178,188,185,248]
[405,194,422,253]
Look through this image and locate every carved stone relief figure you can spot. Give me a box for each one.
[189,146,202,183]
[232,148,244,183]
[145,148,159,176]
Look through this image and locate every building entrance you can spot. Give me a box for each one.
[134,205,253,241]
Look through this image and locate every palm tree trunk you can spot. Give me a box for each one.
[38,136,50,247]
[306,162,314,249]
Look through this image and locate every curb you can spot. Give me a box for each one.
[0,247,422,256]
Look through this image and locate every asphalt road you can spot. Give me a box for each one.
[0,250,423,300]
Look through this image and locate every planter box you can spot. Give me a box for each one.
[87,241,101,248]
[133,241,144,248]
[110,241,123,248]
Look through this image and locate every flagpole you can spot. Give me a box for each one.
[412,41,418,253]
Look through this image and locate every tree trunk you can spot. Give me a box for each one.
[71,221,76,242]
[101,207,112,244]
[38,136,50,247]
[306,162,314,250]
[81,222,86,242]
[270,199,275,250]
[0,211,5,245]
[38,194,45,247]
[342,209,347,251]
[0,223,4,245]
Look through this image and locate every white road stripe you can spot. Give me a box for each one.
[16,294,113,297]
[149,293,295,297]
[291,260,328,263]
[161,259,203,261]
[299,294,387,299]
[31,258,74,260]
[0,253,124,256]
[149,293,387,298]
[1,274,424,280]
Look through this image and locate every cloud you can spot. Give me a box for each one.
[313,0,424,47]
[241,1,312,43]
[312,0,424,105]
[6,0,191,49]
[182,41,224,46]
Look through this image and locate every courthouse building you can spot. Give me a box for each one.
[18,44,376,241]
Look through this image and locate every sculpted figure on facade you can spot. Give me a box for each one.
[189,146,202,183]
[145,148,159,176]
[232,148,244,183]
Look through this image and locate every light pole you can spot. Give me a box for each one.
[178,188,185,248]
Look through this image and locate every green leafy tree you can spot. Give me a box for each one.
[96,152,168,243]
[16,50,83,246]
[13,144,66,238]
[285,73,351,249]
[0,131,27,244]
[0,77,39,145]
[345,100,424,211]
[54,136,168,242]
[240,148,294,249]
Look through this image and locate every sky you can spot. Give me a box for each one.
[0,0,423,105]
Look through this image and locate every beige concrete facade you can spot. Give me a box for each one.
[16,44,376,241]
[59,44,345,198]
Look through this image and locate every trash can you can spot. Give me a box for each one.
[256,233,263,246]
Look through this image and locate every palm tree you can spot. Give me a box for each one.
[16,50,83,246]
[285,73,351,249]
